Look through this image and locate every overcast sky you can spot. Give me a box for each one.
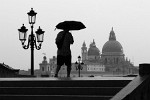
[0,0,150,70]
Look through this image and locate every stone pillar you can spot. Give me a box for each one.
[139,63,150,76]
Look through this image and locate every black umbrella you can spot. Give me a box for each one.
[56,21,86,31]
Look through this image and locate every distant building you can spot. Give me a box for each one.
[38,28,138,77]
[39,56,51,76]
[81,28,138,76]
[0,63,20,77]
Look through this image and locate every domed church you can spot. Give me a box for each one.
[81,27,138,75]
[101,27,124,65]
[82,39,100,62]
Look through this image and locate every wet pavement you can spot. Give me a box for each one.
[0,76,135,81]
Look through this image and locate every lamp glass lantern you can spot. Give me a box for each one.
[18,24,28,44]
[78,56,81,62]
[35,26,45,45]
[27,8,37,25]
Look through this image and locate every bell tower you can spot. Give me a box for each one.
[81,41,88,61]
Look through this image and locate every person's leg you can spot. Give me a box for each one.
[55,55,63,77]
[65,55,72,77]
[54,65,61,77]
[67,65,71,77]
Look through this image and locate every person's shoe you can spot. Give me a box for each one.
[54,74,58,78]
[67,75,70,78]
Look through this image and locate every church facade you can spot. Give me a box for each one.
[39,28,138,77]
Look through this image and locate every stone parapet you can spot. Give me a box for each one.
[139,63,150,76]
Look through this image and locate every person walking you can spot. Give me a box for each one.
[55,29,74,77]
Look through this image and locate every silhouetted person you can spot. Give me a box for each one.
[55,29,74,77]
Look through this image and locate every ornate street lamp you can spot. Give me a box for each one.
[18,8,45,76]
[27,8,37,25]
[18,24,28,45]
[75,56,84,77]
[36,26,45,46]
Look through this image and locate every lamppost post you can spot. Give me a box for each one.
[18,8,45,76]
[78,63,81,77]
[30,24,34,76]
[75,56,84,77]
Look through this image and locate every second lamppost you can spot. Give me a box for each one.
[18,8,45,76]
[75,56,84,77]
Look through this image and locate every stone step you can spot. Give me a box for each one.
[0,95,112,100]
[0,77,132,87]
[0,77,133,100]
[0,87,122,96]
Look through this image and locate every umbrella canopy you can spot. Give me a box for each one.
[56,21,86,31]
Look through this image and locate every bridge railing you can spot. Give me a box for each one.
[111,63,150,100]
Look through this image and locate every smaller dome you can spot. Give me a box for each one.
[42,56,48,64]
[88,47,100,56]
[88,39,100,56]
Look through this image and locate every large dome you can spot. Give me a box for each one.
[102,40,123,53]
[102,28,123,54]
